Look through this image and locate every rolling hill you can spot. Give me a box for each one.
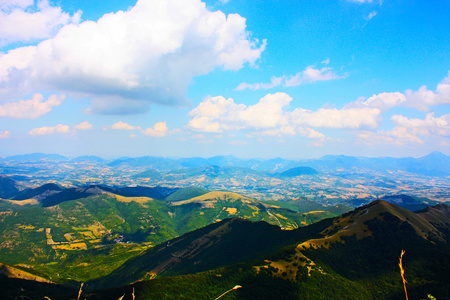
[0,185,347,286]
[277,166,318,177]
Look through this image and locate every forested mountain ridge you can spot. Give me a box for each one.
[1,200,449,299]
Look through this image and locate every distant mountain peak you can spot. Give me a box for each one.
[421,151,448,159]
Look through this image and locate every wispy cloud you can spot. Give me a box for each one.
[235,76,284,91]
[229,140,247,145]
[235,63,346,91]
[365,11,377,20]
[0,130,10,138]
[347,0,374,4]
[284,66,346,87]
[357,127,424,146]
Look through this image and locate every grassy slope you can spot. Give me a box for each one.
[164,187,210,202]
[0,191,340,284]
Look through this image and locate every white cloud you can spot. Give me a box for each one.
[290,107,381,129]
[188,92,381,139]
[0,93,64,119]
[197,139,214,144]
[346,71,450,112]
[192,134,206,139]
[391,113,450,137]
[188,93,291,132]
[230,140,247,145]
[0,130,10,138]
[404,71,450,111]
[0,0,33,10]
[111,121,141,130]
[29,124,70,136]
[235,63,345,91]
[347,92,406,112]
[365,11,377,20]
[357,113,450,146]
[235,76,284,91]
[0,45,36,83]
[143,121,168,137]
[285,66,345,87]
[347,0,373,3]
[357,127,424,146]
[74,121,93,130]
[0,0,81,46]
[0,0,265,114]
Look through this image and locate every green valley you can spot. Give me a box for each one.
[0,185,349,285]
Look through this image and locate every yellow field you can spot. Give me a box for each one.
[53,242,88,250]
[5,199,39,206]
[54,244,72,250]
[114,195,153,203]
[69,242,87,250]
[72,223,106,237]
[88,239,102,244]
[79,231,95,239]
[225,207,237,214]
[19,225,35,230]
[275,213,288,220]
[304,211,325,214]
[64,233,75,242]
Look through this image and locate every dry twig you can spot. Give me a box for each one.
[76,283,84,300]
[399,250,408,300]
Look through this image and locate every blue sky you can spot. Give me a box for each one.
[0,0,449,159]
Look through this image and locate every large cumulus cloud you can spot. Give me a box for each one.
[187,92,381,139]
[0,0,266,114]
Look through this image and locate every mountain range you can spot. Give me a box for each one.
[2,199,448,299]
[2,151,450,176]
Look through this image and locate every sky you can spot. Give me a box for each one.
[0,0,449,159]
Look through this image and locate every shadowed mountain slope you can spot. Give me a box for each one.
[0,175,21,198]
[88,217,333,290]
[11,183,63,201]
[89,200,450,299]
